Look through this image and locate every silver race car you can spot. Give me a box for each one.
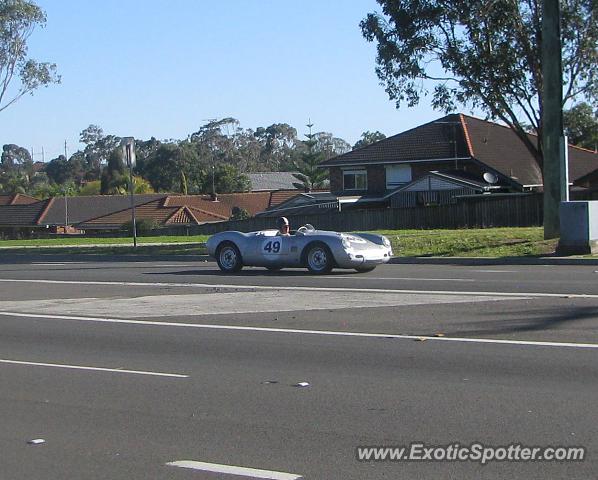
[206,224,393,274]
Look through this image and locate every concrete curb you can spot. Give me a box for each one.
[0,253,213,263]
[0,242,205,250]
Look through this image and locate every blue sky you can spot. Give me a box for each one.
[0,0,450,162]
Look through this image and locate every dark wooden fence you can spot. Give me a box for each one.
[155,193,543,236]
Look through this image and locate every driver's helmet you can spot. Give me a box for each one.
[276,216,289,230]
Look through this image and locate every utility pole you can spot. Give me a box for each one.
[212,162,216,197]
[64,187,68,232]
[121,138,137,248]
[41,146,45,162]
[542,0,565,239]
[64,140,68,159]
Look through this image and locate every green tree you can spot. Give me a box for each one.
[0,0,60,113]
[230,206,250,220]
[143,144,181,192]
[0,169,27,193]
[563,103,598,151]
[100,149,127,194]
[44,155,71,184]
[292,123,328,192]
[79,124,120,175]
[361,0,598,170]
[142,143,202,193]
[132,137,161,177]
[1,143,32,171]
[132,176,154,194]
[78,180,101,196]
[254,123,298,170]
[210,164,251,194]
[313,132,351,160]
[353,131,386,150]
[66,151,88,184]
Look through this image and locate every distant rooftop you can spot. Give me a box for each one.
[247,172,300,191]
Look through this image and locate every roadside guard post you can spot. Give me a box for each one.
[121,137,137,248]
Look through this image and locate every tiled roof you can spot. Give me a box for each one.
[165,192,273,217]
[12,193,41,205]
[186,207,228,222]
[32,162,46,174]
[247,172,300,191]
[79,198,232,228]
[562,146,598,185]
[0,193,40,206]
[462,114,598,186]
[0,199,51,226]
[80,199,195,228]
[269,190,304,207]
[322,113,598,188]
[40,194,168,225]
[320,113,470,167]
[461,115,543,186]
[257,192,337,217]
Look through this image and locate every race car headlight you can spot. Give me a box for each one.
[382,236,391,248]
[341,237,351,249]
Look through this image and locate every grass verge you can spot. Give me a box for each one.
[372,227,556,257]
[0,227,559,258]
[0,235,209,247]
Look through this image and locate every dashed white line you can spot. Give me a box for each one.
[166,460,302,479]
[0,358,188,378]
[0,311,596,349]
[0,278,596,298]
[471,270,518,273]
[31,263,86,266]
[329,276,475,282]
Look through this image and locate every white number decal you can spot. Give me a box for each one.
[262,239,282,255]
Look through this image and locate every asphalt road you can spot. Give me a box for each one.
[0,256,596,479]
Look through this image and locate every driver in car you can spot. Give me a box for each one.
[277,216,291,236]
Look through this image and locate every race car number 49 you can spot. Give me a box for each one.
[262,239,282,255]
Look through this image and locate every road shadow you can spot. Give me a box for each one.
[391,256,598,266]
[447,305,598,336]
[146,268,361,277]
[0,253,209,264]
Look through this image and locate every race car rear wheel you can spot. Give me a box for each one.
[216,242,243,273]
[304,243,334,274]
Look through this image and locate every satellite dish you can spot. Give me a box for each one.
[483,172,498,184]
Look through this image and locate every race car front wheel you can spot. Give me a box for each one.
[216,242,243,273]
[304,243,333,274]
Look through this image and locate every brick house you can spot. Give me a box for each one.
[320,113,598,207]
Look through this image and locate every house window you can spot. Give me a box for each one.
[343,170,367,191]
[386,164,412,189]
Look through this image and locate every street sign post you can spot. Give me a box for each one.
[121,137,137,248]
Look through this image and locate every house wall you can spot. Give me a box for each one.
[367,165,386,195]
[329,167,343,194]
[391,187,478,208]
[329,159,491,196]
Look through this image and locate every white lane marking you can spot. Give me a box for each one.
[150,264,200,267]
[166,460,302,479]
[328,276,475,282]
[0,277,596,298]
[471,270,518,273]
[0,311,596,349]
[0,292,520,318]
[31,263,85,266]
[0,358,188,378]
